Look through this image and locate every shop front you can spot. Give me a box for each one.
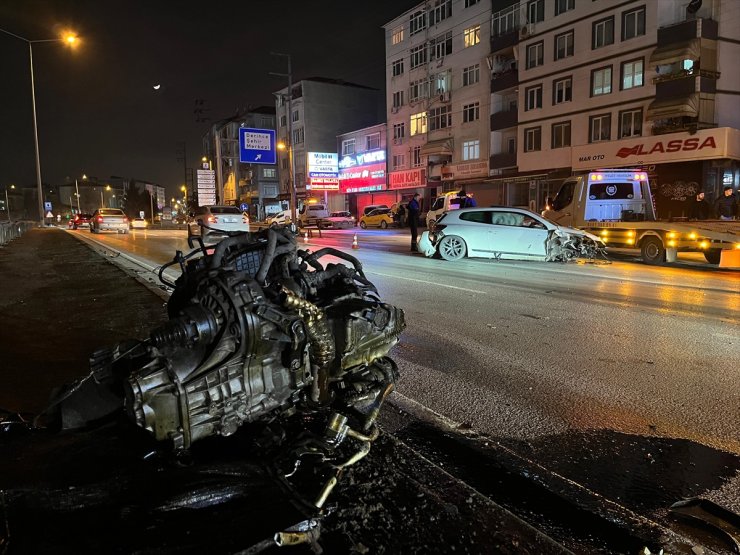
[386,167,428,214]
[338,149,391,218]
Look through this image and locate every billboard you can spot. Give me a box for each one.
[239,128,277,164]
[307,152,339,178]
[338,149,386,193]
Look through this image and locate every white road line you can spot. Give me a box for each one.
[367,270,486,294]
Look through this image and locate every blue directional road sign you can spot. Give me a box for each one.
[239,128,276,165]
[239,203,249,212]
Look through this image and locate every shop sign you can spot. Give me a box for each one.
[443,161,488,179]
[307,152,339,178]
[388,168,426,190]
[308,177,340,191]
[338,149,385,169]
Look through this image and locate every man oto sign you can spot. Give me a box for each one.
[239,128,277,165]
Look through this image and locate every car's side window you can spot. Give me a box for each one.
[459,211,490,224]
[490,212,524,226]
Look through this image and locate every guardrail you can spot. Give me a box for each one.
[0,220,36,246]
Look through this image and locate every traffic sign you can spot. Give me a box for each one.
[239,203,249,212]
[44,202,52,211]
[239,128,276,165]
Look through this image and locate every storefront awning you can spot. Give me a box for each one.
[420,138,453,156]
[649,38,700,66]
[646,93,698,120]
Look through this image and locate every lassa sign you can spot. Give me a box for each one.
[616,137,716,158]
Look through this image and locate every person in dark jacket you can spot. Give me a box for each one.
[688,191,713,220]
[714,186,738,220]
[407,193,420,252]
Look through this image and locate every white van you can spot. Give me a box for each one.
[298,203,330,227]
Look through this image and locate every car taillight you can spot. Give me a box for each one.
[208,216,217,224]
[74,215,80,222]
[123,216,128,222]
[97,216,104,223]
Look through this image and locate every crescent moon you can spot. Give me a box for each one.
[153,84,161,90]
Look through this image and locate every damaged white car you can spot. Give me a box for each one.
[418,207,604,262]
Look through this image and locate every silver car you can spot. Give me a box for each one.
[187,205,250,241]
[90,208,129,234]
[418,207,604,262]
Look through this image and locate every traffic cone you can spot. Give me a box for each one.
[303,231,309,243]
[352,233,359,249]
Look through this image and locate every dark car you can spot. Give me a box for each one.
[68,213,92,230]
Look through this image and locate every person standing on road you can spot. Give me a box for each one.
[408,193,420,252]
[688,190,713,220]
[715,186,738,220]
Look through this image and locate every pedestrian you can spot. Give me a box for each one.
[458,189,477,208]
[714,186,738,221]
[407,193,420,252]
[688,190,712,220]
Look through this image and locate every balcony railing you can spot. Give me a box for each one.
[489,152,517,170]
[657,17,717,45]
[490,109,518,131]
[491,69,519,93]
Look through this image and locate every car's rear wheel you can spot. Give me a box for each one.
[438,235,466,261]
[704,249,722,265]
[360,221,367,229]
[640,236,666,265]
[380,221,388,229]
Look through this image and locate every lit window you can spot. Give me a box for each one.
[462,140,480,160]
[263,168,277,178]
[551,121,571,148]
[463,102,480,123]
[463,64,480,86]
[621,59,644,89]
[392,25,404,45]
[591,66,612,96]
[410,112,427,136]
[619,109,642,138]
[589,114,611,143]
[524,127,541,152]
[464,25,480,48]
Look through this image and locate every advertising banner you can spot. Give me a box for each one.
[388,168,426,190]
[338,162,386,193]
[307,152,339,178]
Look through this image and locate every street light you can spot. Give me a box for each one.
[101,185,111,207]
[0,27,79,225]
[270,52,297,224]
[276,140,296,223]
[4,185,16,221]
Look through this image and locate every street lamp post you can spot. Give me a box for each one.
[0,27,78,225]
[270,52,297,224]
[4,185,15,221]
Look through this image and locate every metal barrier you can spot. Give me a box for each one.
[0,221,37,246]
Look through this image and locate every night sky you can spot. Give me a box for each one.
[1,0,420,198]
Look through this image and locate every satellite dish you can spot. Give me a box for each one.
[153,84,161,90]
[686,0,702,14]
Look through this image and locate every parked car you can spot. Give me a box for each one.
[359,207,394,229]
[187,205,249,241]
[266,209,292,227]
[130,217,148,230]
[318,211,355,229]
[362,204,389,217]
[90,209,129,234]
[418,207,604,262]
[68,213,92,230]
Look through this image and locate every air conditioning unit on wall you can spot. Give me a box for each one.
[439,92,450,102]
[393,138,402,145]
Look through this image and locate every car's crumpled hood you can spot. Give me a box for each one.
[545,226,604,262]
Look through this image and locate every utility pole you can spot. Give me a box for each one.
[270,52,297,224]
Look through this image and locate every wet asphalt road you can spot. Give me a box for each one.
[69,226,740,549]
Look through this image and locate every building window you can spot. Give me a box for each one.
[410,112,427,136]
[292,110,299,122]
[292,127,304,144]
[464,25,480,48]
[465,0,480,7]
[430,31,453,60]
[429,0,452,26]
[409,78,430,102]
[393,122,405,139]
[263,168,277,178]
[507,137,516,154]
[429,105,452,131]
[462,64,480,86]
[279,114,287,127]
[392,58,404,76]
[591,66,612,96]
[526,41,544,69]
[525,85,542,111]
[621,58,644,90]
[554,30,574,60]
[593,17,614,49]
[281,158,288,170]
[342,138,356,155]
[392,90,405,108]
[492,7,516,37]
[410,10,427,36]
[551,121,571,148]
[462,102,480,123]
[619,108,642,138]
[462,140,480,160]
[555,0,574,16]
[527,0,544,23]
[433,70,450,93]
[367,133,381,150]
[553,76,572,104]
[410,44,427,69]
[622,6,646,41]
[393,154,406,169]
[589,114,611,142]
[524,127,541,152]
[392,25,404,45]
[412,146,422,167]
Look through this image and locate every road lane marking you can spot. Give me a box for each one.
[367,271,486,294]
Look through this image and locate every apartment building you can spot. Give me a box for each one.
[274,78,382,213]
[337,123,390,217]
[384,0,496,210]
[490,0,740,217]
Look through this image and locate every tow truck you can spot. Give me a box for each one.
[541,169,740,266]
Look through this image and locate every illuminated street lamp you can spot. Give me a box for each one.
[4,184,16,221]
[101,184,111,207]
[277,140,296,224]
[0,27,79,225]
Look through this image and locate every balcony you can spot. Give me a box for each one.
[490,109,518,131]
[654,71,717,100]
[491,29,519,53]
[491,69,519,93]
[489,152,517,171]
[657,18,717,45]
